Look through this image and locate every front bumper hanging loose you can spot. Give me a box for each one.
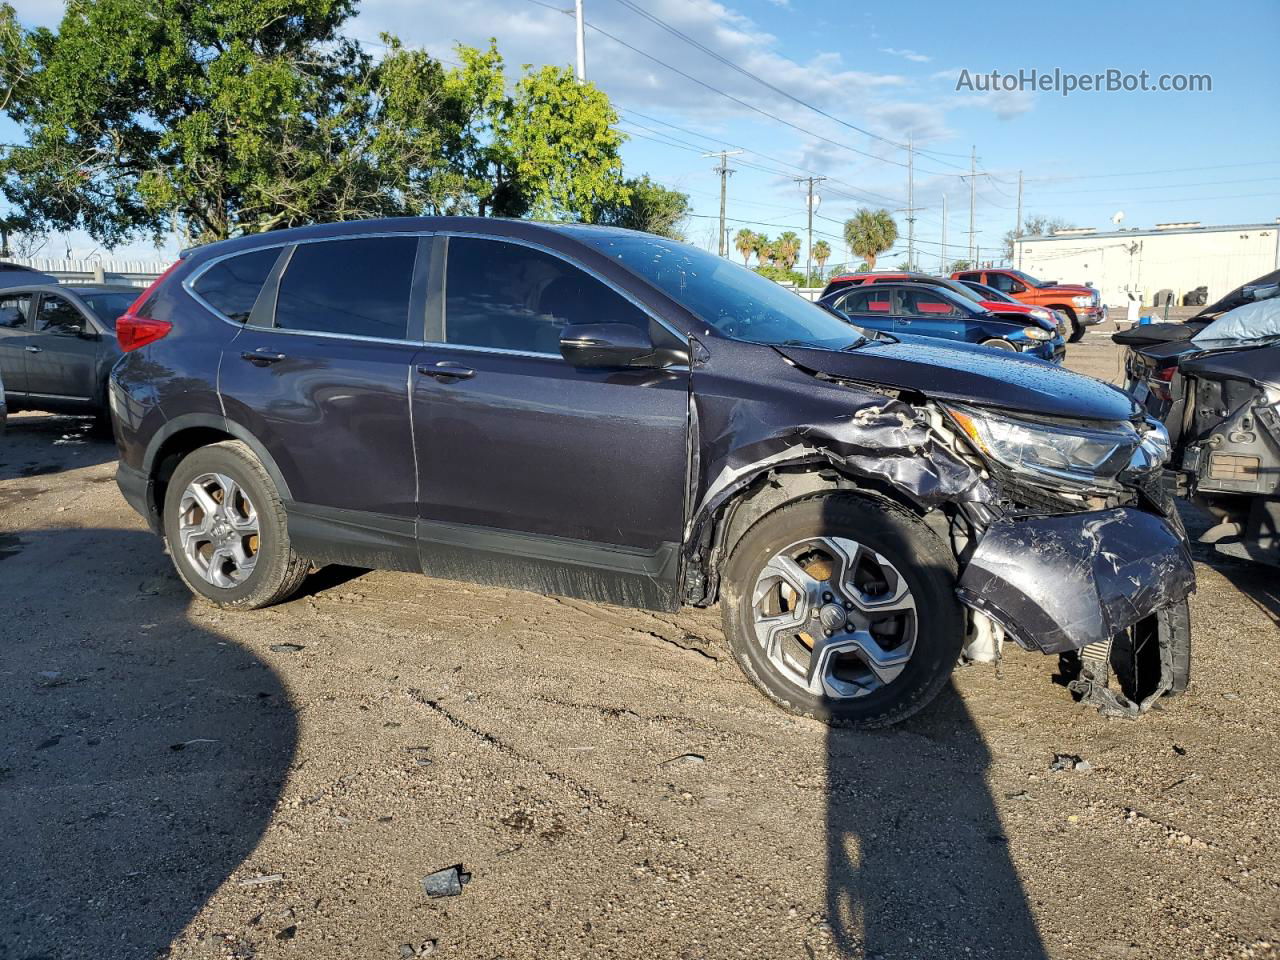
[956,504,1194,663]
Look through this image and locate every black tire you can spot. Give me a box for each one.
[1056,307,1085,342]
[719,495,964,728]
[980,338,1016,352]
[162,440,309,609]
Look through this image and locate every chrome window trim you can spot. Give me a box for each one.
[435,231,689,350]
[182,231,434,344]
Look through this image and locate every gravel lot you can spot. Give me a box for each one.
[2,324,1277,960]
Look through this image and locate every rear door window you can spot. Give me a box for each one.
[0,294,30,328]
[192,247,281,322]
[443,237,651,354]
[274,237,417,340]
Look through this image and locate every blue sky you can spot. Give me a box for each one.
[4,0,1279,264]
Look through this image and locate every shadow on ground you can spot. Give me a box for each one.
[0,412,117,482]
[0,527,296,959]
[826,684,1049,959]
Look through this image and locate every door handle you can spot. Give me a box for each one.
[25,345,41,353]
[241,349,287,366]
[418,361,475,381]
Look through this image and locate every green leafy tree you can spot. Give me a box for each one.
[0,3,627,245]
[812,239,831,276]
[591,175,689,239]
[733,227,756,265]
[752,232,771,265]
[843,208,898,273]
[948,259,972,272]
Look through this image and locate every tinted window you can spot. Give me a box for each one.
[37,295,85,334]
[275,237,417,339]
[79,292,138,329]
[192,247,280,322]
[986,272,1015,294]
[444,237,651,354]
[838,288,893,314]
[901,289,964,318]
[0,294,30,328]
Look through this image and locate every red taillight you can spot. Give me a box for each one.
[116,260,181,352]
[117,314,173,351]
[1154,365,1176,382]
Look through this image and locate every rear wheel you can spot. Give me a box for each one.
[720,495,964,728]
[162,440,309,608]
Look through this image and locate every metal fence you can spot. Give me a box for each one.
[2,256,169,288]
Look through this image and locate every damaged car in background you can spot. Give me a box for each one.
[109,218,1194,726]
[1118,272,1280,568]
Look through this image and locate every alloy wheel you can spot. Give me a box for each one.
[751,536,917,699]
[177,472,260,588]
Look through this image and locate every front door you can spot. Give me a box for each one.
[894,288,968,343]
[410,235,690,609]
[216,234,427,570]
[24,292,101,402]
[0,292,33,395]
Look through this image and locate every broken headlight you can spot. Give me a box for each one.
[947,405,1140,489]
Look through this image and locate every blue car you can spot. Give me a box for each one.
[819,281,1066,363]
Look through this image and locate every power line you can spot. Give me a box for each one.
[606,0,966,171]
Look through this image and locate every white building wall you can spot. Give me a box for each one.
[1016,222,1280,308]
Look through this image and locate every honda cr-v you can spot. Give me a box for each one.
[111,218,1194,726]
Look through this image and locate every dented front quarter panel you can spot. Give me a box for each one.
[685,339,994,547]
[956,507,1195,653]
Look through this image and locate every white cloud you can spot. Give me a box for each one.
[880,47,932,63]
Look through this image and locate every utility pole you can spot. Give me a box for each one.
[940,193,947,273]
[906,135,915,272]
[704,150,742,257]
[967,145,976,265]
[1015,169,1024,270]
[794,175,826,284]
[574,0,586,82]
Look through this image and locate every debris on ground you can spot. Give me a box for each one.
[1049,753,1093,773]
[422,865,471,898]
[269,642,305,653]
[660,752,707,766]
[405,746,432,766]
[238,873,284,887]
[170,738,219,751]
[275,925,297,940]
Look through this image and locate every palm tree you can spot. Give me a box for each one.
[812,239,831,278]
[843,208,898,272]
[751,233,771,266]
[733,228,756,265]
[776,231,801,271]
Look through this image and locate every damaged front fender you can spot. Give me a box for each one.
[956,507,1195,654]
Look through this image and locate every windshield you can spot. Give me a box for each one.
[79,291,138,328]
[965,281,1015,304]
[933,277,986,305]
[572,232,865,350]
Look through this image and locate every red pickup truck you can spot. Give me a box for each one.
[950,269,1105,342]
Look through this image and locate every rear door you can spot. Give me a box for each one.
[831,286,894,334]
[410,234,690,609]
[25,292,101,402]
[215,234,428,569]
[895,288,969,342]
[0,292,33,394]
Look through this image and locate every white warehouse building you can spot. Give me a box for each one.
[1014,219,1280,308]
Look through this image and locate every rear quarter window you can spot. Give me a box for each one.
[191,247,282,322]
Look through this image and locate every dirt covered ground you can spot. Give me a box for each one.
[1,325,1277,960]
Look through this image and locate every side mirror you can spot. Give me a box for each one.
[559,323,657,368]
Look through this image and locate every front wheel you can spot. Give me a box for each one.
[980,338,1016,352]
[163,440,310,609]
[719,495,965,728]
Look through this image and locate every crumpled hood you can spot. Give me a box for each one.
[777,339,1139,421]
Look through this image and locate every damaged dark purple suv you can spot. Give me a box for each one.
[111,218,1195,727]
